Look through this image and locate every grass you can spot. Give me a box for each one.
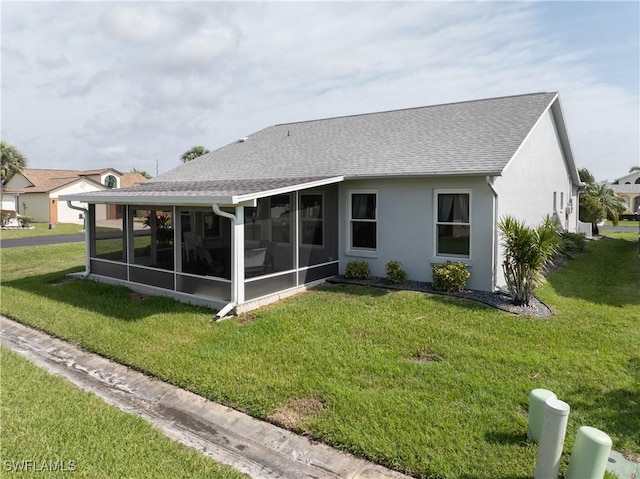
[1,233,638,478]
[1,222,120,239]
[603,219,639,228]
[0,347,244,479]
[1,222,84,238]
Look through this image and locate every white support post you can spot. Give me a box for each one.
[235,206,245,304]
[534,398,570,479]
[528,388,557,442]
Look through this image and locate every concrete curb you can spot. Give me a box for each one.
[1,317,411,479]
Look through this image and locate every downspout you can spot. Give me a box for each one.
[486,177,499,291]
[66,201,90,277]
[212,203,237,319]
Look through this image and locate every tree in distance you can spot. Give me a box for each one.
[180,146,210,163]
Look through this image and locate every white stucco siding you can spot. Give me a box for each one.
[52,181,107,223]
[493,108,578,289]
[339,177,496,292]
[20,193,50,222]
[5,174,32,189]
[495,109,577,230]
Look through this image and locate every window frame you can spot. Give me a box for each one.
[348,190,378,254]
[433,189,471,259]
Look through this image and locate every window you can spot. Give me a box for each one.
[104,174,117,188]
[350,192,377,250]
[436,192,470,257]
[270,194,291,243]
[300,194,323,246]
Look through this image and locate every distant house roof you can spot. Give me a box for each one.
[63,92,579,206]
[14,168,146,193]
[611,183,640,194]
[119,172,148,188]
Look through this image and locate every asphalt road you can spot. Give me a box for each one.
[0,234,86,248]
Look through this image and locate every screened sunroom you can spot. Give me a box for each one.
[62,177,341,316]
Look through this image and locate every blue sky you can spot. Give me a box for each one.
[1,1,638,182]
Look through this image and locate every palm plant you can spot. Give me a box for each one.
[498,215,559,306]
[590,183,625,224]
[578,167,625,233]
[1,141,27,184]
[180,145,210,163]
[1,141,28,210]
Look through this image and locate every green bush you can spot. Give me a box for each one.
[557,231,586,258]
[18,215,33,228]
[385,260,407,285]
[345,260,371,280]
[0,210,17,227]
[431,262,470,292]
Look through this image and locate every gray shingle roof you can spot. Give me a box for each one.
[60,176,341,205]
[151,92,558,184]
[63,92,570,206]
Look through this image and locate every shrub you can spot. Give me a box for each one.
[344,260,371,280]
[385,260,407,285]
[431,262,470,292]
[0,210,16,227]
[18,215,33,228]
[557,231,586,259]
[499,215,559,306]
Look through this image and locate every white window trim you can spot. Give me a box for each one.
[347,189,378,255]
[300,192,324,248]
[433,189,472,260]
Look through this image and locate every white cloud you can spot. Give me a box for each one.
[1,1,637,180]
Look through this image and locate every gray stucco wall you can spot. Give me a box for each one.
[493,108,579,288]
[338,176,496,292]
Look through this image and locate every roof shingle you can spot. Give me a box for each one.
[151,92,558,184]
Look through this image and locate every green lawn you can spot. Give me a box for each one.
[1,234,638,478]
[1,222,120,239]
[0,348,243,479]
[603,219,639,228]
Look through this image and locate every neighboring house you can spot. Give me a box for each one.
[5,169,147,223]
[1,186,21,212]
[62,92,581,316]
[610,171,640,215]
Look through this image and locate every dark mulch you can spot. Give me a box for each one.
[327,276,553,317]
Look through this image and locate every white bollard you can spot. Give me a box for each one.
[566,426,612,479]
[528,388,557,442]
[534,397,570,479]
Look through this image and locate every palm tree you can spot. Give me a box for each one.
[1,141,27,184]
[1,141,28,210]
[591,183,625,225]
[130,168,152,179]
[578,167,624,232]
[180,145,209,163]
[578,167,595,184]
[498,215,559,306]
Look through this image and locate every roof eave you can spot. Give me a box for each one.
[60,176,345,207]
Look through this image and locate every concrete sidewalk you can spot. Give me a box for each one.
[0,317,410,479]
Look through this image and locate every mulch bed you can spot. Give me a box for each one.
[327,276,553,317]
